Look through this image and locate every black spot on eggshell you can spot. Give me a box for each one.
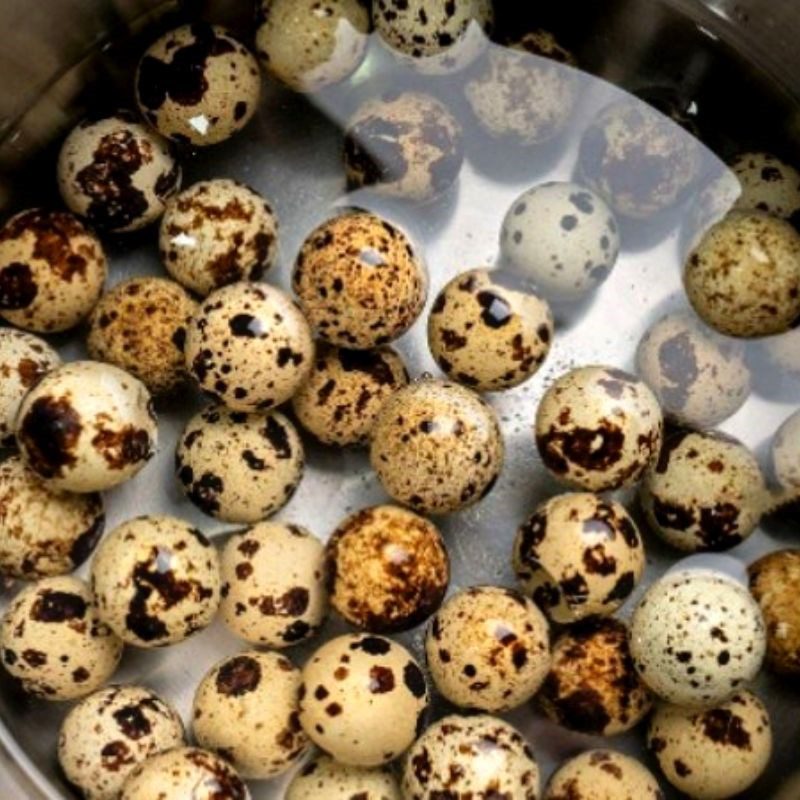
[0,262,38,309]
[350,636,391,655]
[216,655,263,696]
[403,661,426,698]
[31,591,87,623]
[18,396,82,479]
[113,704,153,740]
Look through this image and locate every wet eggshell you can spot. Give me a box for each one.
[425,586,550,713]
[175,405,304,523]
[192,650,309,779]
[731,151,800,222]
[159,179,279,297]
[293,210,427,349]
[763,326,800,378]
[513,492,645,624]
[15,361,157,494]
[0,576,122,700]
[57,112,181,232]
[57,685,185,800]
[185,281,314,411]
[772,409,800,490]
[0,209,106,333]
[647,690,772,800]
[629,569,766,708]
[136,23,261,146]
[427,268,553,392]
[370,378,504,515]
[535,365,663,493]
[90,515,220,648]
[219,521,328,648]
[298,633,429,766]
[286,754,401,799]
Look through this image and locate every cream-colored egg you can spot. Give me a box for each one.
[287,755,401,799]
[731,151,800,221]
[773,409,800,490]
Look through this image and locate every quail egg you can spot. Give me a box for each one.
[731,151,800,222]
[219,521,328,648]
[500,182,620,301]
[0,455,104,580]
[136,23,261,146]
[538,617,653,736]
[535,365,663,492]
[58,685,185,800]
[772,409,800,490]
[57,111,181,232]
[425,585,550,713]
[192,650,308,779]
[286,754,401,799]
[292,341,410,446]
[427,268,553,392]
[0,209,106,333]
[185,281,314,411]
[16,361,157,493]
[629,569,766,708]
[683,168,742,256]
[293,210,427,349]
[175,405,304,523]
[298,633,429,766]
[647,690,772,800]
[160,179,279,296]
[344,91,464,203]
[402,714,540,799]
[762,326,800,378]
[513,492,645,624]
[90,515,220,648]
[0,576,122,700]
[370,378,504,515]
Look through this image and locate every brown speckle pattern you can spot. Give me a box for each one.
[285,753,400,799]
[731,151,800,221]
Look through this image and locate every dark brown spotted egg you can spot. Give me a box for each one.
[0,209,106,333]
[428,268,553,392]
[513,492,645,624]
[298,633,429,766]
[731,151,800,222]
[535,365,663,493]
[538,618,653,737]
[90,515,220,648]
[402,714,540,799]
[184,281,314,411]
[219,522,328,648]
[57,685,185,800]
[57,111,181,233]
[647,690,772,800]
[287,755,400,799]
[175,405,304,524]
[192,650,309,779]
[327,505,449,633]
[135,23,261,146]
[15,361,157,494]
[293,210,427,349]
[0,576,122,700]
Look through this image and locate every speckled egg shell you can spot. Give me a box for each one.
[370,378,504,515]
[90,515,220,648]
[0,455,104,580]
[0,328,60,446]
[256,0,370,92]
[731,151,800,222]
[647,690,772,800]
[629,569,766,708]
[287,754,401,800]
[535,365,663,493]
[15,361,157,493]
[685,211,800,338]
[192,651,308,779]
[0,209,106,333]
[136,23,261,146]
[327,505,449,633]
[87,277,197,396]
[513,492,645,624]
[538,618,653,736]
[160,179,279,297]
[402,714,539,799]
[298,633,429,766]
[772,409,800,490]
[220,522,328,648]
[640,429,766,553]
[763,326,800,378]
[58,685,185,800]
[175,405,304,523]
[57,111,181,232]
[425,586,550,713]
[428,268,553,391]
[344,91,464,203]
[636,311,751,428]
[293,210,427,349]
[0,576,122,700]
[184,281,314,411]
